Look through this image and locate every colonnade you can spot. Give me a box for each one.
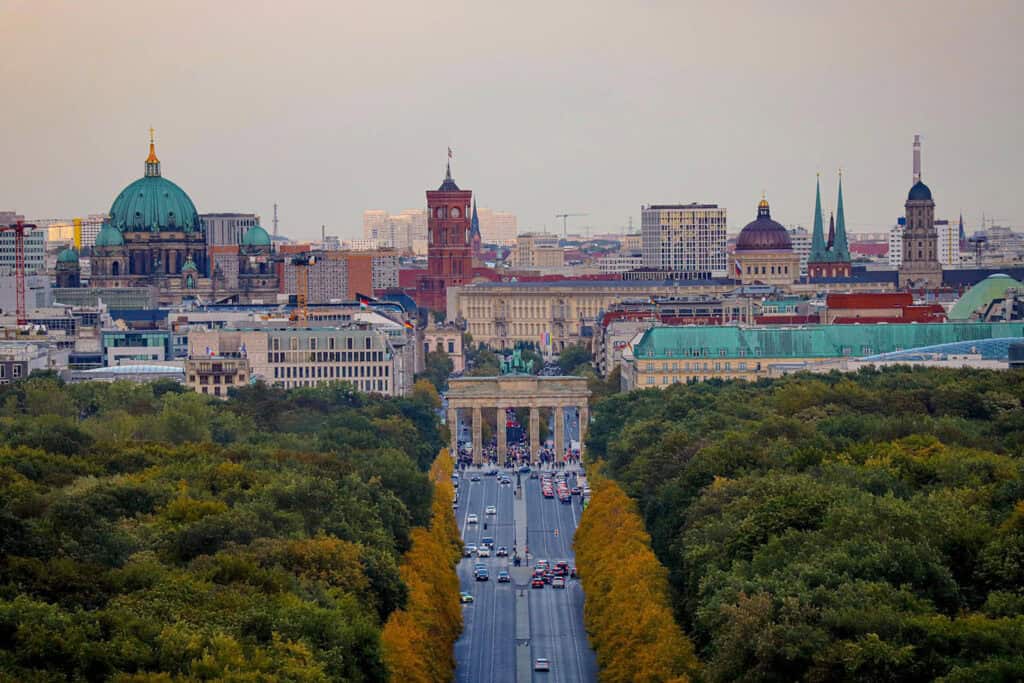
[447,401,589,465]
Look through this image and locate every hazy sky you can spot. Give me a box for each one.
[2,0,1022,240]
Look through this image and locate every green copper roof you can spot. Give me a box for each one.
[56,247,79,263]
[633,322,1024,360]
[94,221,125,247]
[833,174,850,261]
[109,175,200,233]
[809,176,828,262]
[241,224,271,247]
[949,274,1024,321]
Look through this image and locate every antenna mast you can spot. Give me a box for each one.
[273,203,279,237]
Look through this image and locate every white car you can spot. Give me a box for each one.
[477,546,491,558]
[485,505,497,515]
[467,513,479,524]
[534,658,550,672]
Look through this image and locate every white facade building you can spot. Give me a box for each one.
[888,220,905,267]
[596,254,643,274]
[936,219,961,266]
[641,203,727,278]
[788,226,811,278]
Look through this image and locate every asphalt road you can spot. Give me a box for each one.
[525,474,597,683]
[454,469,597,683]
[454,472,517,683]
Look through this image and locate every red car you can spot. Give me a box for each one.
[531,577,544,589]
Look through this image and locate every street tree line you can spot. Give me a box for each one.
[0,374,445,681]
[587,367,1024,681]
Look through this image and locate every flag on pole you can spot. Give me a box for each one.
[734,259,743,278]
[403,320,414,330]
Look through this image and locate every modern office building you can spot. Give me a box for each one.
[641,203,727,279]
[476,207,518,245]
[788,227,811,278]
[0,226,45,275]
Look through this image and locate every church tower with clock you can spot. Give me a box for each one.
[417,161,474,311]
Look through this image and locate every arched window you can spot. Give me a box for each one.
[112,261,120,276]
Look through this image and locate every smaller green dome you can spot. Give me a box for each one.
[94,222,125,247]
[181,256,199,272]
[57,248,79,263]
[242,224,272,247]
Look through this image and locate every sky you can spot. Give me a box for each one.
[2,0,1022,240]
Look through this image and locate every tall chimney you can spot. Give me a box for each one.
[912,134,921,185]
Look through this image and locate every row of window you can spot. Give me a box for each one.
[745,264,790,275]
[266,350,384,363]
[273,364,389,379]
[270,336,375,351]
[275,378,389,392]
[646,361,757,372]
[0,364,24,379]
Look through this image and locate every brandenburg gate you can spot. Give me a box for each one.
[446,375,591,464]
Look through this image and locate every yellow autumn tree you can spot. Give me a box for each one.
[575,475,701,682]
[381,449,463,682]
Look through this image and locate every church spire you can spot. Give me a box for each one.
[809,173,828,261]
[471,199,480,238]
[827,212,835,250]
[833,170,850,261]
[144,127,161,177]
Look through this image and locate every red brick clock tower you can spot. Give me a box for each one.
[416,162,473,311]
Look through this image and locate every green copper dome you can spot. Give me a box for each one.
[242,224,271,247]
[56,247,79,263]
[107,138,200,233]
[94,222,125,247]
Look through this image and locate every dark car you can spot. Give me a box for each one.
[518,465,531,474]
[571,487,581,495]
[476,570,489,581]
[485,469,498,476]
[496,546,508,557]
[470,475,481,482]
[531,577,544,589]
[498,570,511,583]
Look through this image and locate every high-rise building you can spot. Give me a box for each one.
[363,210,388,241]
[788,226,811,277]
[476,207,518,245]
[201,213,261,247]
[898,136,943,289]
[416,163,473,311]
[936,217,961,266]
[889,219,906,267]
[641,203,727,279]
[0,225,45,275]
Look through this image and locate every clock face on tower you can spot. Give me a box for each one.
[451,207,460,218]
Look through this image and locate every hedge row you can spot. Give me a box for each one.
[575,474,701,682]
[380,450,463,682]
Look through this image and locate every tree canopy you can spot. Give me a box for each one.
[0,375,445,681]
[588,367,1024,682]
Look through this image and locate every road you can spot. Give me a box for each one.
[454,468,597,683]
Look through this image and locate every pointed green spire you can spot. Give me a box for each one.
[809,174,828,261]
[834,170,850,262]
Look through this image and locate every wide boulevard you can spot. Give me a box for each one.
[454,467,597,682]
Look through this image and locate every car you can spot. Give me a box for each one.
[534,658,550,672]
[536,559,549,569]
[571,486,581,495]
[531,577,544,589]
[452,501,459,508]
[485,505,497,515]
[480,536,494,548]
[462,545,477,557]
[477,546,490,558]
[552,577,565,589]
[476,570,489,581]
[519,465,531,474]
[496,546,508,557]
[498,570,511,583]
[460,592,474,603]
[473,563,487,575]
[470,475,481,482]
[543,571,553,584]
[467,514,478,524]
[556,560,570,574]
[485,469,498,476]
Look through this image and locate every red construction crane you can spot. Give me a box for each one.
[0,220,39,325]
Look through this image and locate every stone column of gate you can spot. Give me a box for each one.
[579,403,590,457]
[447,406,458,459]
[554,404,565,462]
[472,405,483,465]
[496,406,507,463]
[529,406,540,465]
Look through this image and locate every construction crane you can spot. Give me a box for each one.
[0,220,41,325]
[289,253,316,323]
[555,213,587,238]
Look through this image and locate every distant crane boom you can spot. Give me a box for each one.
[555,213,587,238]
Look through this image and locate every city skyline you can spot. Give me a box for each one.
[2,1,1022,239]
